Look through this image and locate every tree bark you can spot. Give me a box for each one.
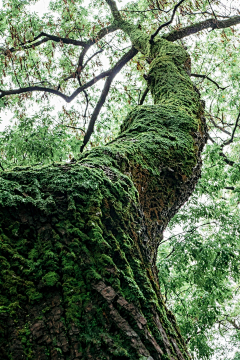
[0,35,207,359]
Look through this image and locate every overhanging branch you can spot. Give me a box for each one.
[5,24,119,55]
[0,47,137,103]
[164,15,240,42]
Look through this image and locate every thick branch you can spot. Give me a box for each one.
[0,70,111,102]
[80,46,138,152]
[219,151,235,166]
[0,86,70,102]
[105,0,122,21]
[164,15,240,42]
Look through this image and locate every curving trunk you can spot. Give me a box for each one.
[0,36,207,359]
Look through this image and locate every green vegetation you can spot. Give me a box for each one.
[0,0,240,359]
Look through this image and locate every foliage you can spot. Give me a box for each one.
[0,0,240,359]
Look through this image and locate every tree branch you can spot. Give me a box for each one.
[8,32,86,53]
[0,69,110,102]
[6,24,119,55]
[160,222,216,245]
[223,110,240,146]
[191,73,227,90]
[208,134,235,166]
[80,46,138,152]
[119,8,171,13]
[225,317,240,330]
[182,11,232,19]
[164,15,240,42]
[83,48,104,70]
[61,124,85,133]
[63,26,118,82]
[139,87,149,105]
[207,0,218,22]
[219,152,235,166]
[0,47,134,103]
[206,113,231,135]
[150,0,187,43]
[0,86,70,102]
[105,0,122,21]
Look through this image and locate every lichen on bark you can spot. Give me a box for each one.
[0,19,207,360]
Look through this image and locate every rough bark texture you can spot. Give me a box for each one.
[0,35,207,359]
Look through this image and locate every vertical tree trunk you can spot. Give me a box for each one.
[0,37,207,359]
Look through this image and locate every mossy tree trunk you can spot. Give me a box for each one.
[0,22,207,360]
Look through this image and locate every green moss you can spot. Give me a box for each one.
[0,31,205,359]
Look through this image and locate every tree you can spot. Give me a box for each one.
[0,0,240,359]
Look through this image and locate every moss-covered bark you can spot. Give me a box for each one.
[0,31,207,359]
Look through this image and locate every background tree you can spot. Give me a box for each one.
[0,0,240,359]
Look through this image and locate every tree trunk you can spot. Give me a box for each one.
[0,37,207,360]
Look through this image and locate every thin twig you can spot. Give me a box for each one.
[150,0,187,43]
[160,222,216,245]
[190,73,228,90]
[208,134,235,166]
[119,8,171,13]
[182,11,231,18]
[223,110,240,146]
[206,113,231,136]
[82,48,104,70]
[61,124,85,133]
[207,0,218,23]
